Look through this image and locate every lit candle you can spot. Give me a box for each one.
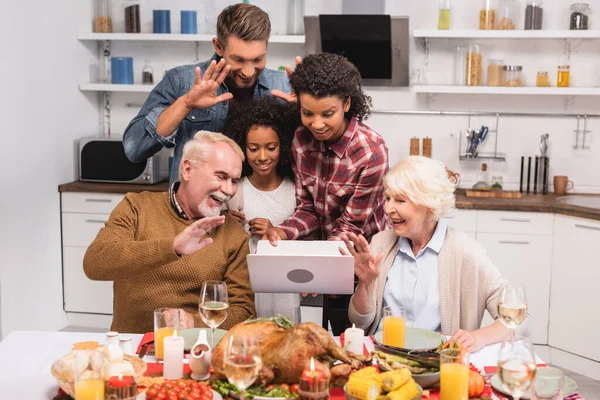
[344,324,364,355]
[106,374,137,399]
[163,331,184,380]
[299,357,328,400]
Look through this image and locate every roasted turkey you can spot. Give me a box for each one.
[211,318,370,385]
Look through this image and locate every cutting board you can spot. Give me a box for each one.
[465,189,522,198]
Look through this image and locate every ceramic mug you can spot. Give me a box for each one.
[554,175,574,195]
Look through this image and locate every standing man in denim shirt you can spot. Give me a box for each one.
[123,3,292,184]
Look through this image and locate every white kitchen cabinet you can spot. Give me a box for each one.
[549,215,600,362]
[444,209,477,238]
[61,192,123,315]
[477,210,554,235]
[477,232,553,344]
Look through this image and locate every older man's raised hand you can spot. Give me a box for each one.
[173,215,226,256]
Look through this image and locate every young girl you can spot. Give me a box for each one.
[224,97,301,322]
[263,52,391,333]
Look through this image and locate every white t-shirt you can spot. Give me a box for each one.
[241,177,297,252]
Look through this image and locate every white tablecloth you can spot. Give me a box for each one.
[0,330,543,399]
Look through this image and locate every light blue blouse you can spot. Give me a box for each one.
[379,219,448,332]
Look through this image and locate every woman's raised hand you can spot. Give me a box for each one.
[341,232,383,284]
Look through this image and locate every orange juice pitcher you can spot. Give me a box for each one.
[382,305,406,348]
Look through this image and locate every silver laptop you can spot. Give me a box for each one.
[247,240,355,294]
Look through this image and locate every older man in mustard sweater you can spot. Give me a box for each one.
[84,131,255,333]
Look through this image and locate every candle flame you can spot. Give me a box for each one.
[172,330,178,337]
[310,357,315,372]
[118,374,123,380]
[352,323,355,329]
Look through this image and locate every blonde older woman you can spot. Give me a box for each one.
[345,156,530,352]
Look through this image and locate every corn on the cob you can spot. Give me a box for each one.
[379,368,411,392]
[382,378,420,400]
[347,377,382,400]
[350,366,379,379]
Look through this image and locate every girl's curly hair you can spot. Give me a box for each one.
[223,97,299,180]
[290,53,372,121]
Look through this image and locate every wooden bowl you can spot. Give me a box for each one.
[51,352,147,397]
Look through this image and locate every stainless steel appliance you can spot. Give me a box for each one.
[79,136,167,184]
[304,15,410,86]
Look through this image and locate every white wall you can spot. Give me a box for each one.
[0,0,99,338]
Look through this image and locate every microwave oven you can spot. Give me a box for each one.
[79,137,167,184]
[304,15,409,87]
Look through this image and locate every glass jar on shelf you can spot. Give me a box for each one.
[536,71,550,87]
[503,65,523,87]
[487,59,504,86]
[570,3,591,30]
[480,0,496,30]
[524,0,544,29]
[454,46,467,85]
[557,65,570,87]
[93,0,113,33]
[438,0,451,30]
[498,0,517,29]
[142,61,154,85]
[466,44,482,86]
[123,0,141,33]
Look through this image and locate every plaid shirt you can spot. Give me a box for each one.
[278,117,390,241]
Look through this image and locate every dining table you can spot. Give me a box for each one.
[0,330,553,399]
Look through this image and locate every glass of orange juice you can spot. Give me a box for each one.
[440,348,470,400]
[382,305,406,348]
[73,350,104,400]
[154,308,181,361]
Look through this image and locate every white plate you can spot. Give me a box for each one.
[137,388,223,400]
[490,374,578,399]
[373,328,446,351]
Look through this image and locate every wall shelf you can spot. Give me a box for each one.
[414,29,600,39]
[412,85,600,96]
[77,32,305,44]
[79,83,155,93]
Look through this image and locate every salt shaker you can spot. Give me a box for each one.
[119,335,134,355]
[105,331,120,347]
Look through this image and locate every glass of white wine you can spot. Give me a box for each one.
[497,336,537,400]
[224,335,262,400]
[498,285,528,337]
[199,280,229,348]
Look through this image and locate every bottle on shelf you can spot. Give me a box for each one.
[142,61,154,85]
[473,163,490,189]
[94,0,113,33]
[498,0,517,29]
[438,0,451,30]
[123,0,141,33]
[557,65,570,87]
[466,44,482,86]
[480,0,496,30]
[524,0,544,30]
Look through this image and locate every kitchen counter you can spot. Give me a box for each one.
[58,181,600,221]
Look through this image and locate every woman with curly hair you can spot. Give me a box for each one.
[263,53,390,334]
[224,97,302,322]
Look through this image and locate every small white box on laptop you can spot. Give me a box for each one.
[247,240,355,294]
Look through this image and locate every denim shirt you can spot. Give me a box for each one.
[122,53,291,183]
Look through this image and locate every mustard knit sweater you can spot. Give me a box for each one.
[83,191,255,334]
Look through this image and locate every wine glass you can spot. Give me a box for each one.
[224,335,262,400]
[199,280,229,348]
[532,367,564,400]
[498,285,528,337]
[497,336,537,400]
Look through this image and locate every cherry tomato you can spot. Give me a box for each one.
[188,393,201,400]
[279,384,290,390]
[201,392,213,400]
[189,382,200,390]
[146,388,158,398]
[290,384,300,394]
[155,392,168,400]
[266,384,276,390]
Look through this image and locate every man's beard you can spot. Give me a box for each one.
[197,192,230,218]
